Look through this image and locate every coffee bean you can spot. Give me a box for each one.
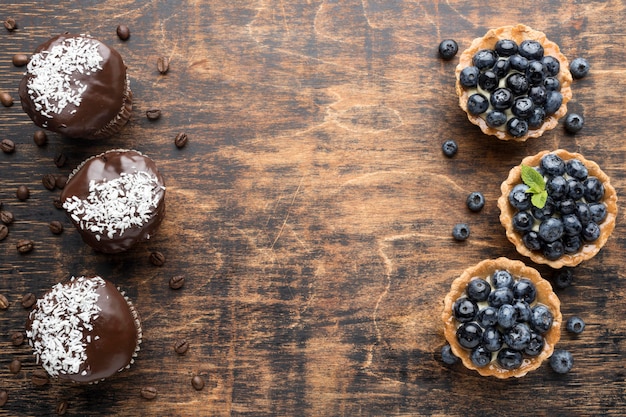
[33,130,47,146]
[191,375,205,391]
[49,220,64,235]
[174,132,188,149]
[53,198,63,210]
[0,224,8,241]
[54,153,67,168]
[146,109,161,120]
[4,17,16,31]
[21,292,36,309]
[31,369,49,386]
[1,210,14,225]
[0,390,7,407]
[16,239,34,254]
[55,175,68,189]
[140,386,157,400]
[0,294,9,310]
[0,92,13,107]
[11,331,24,346]
[8,358,21,374]
[169,275,185,290]
[42,174,56,191]
[1,139,15,153]
[174,339,189,355]
[16,185,30,201]
[157,56,170,74]
[12,53,29,67]
[149,251,166,266]
[55,400,69,415]
[116,24,130,40]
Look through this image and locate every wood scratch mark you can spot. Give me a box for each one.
[269,176,304,250]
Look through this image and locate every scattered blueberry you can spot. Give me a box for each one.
[438,39,458,60]
[452,223,470,241]
[466,191,485,212]
[550,349,574,374]
[553,268,573,289]
[441,139,458,157]
[565,316,585,334]
[569,57,590,79]
[441,344,459,365]
[564,113,584,133]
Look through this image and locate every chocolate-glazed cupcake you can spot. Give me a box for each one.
[26,276,142,383]
[19,34,132,140]
[60,149,166,253]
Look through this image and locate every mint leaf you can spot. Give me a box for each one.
[520,164,547,209]
[531,190,548,209]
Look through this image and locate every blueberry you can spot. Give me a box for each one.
[438,39,458,60]
[528,85,547,105]
[527,107,546,129]
[478,70,499,92]
[508,54,529,72]
[583,177,604,202]
[522,231,542,251]
[550,349,574,374]
[452,223,470,241]
[466,191,485,212]
[506,117,529,138]
[524,332,545,356]
[491,58,511,78]
[566,159,588,180]
[495,39,518,57]
[456,322,483,349]
[497,304,518,329]
[453,297,479,322]
[503,322,532,350]
[582,221,600,242]
[566,316,586,334]
[497,348,523,370]
[546,175,569,200]
[467,278,491,302]
[563,235,582,254]
[488,287,514,308]
[506,72,529,95]
[513,211,534,233]
[476,306,499,328]
[526,60,546,85]
[441,344,459,365]
[441,139,458,157]
[460,66,480,88]
[511,97,535,119]
[543,240,564,260]
[470,345,492,368]
[519,40,544,60]
[558,199,577,215]
[544,90,563,115]
[589,202,607,223]
[508,184,532,210]
[562,214,583,236]
[482,326,504,352]
[467,93,489,115]
[513,278,537,303]
[532,197,556,220]
[486,110,508,128]
[541,153,565,176]
[513,300,532,323]
[531,304,554,334]
[567,178,585,200]
[576,202,592,224]
[553,268,574,289]
[541,55,561,77]
[539,218,564,243]
[473,49,498,70]
[569,57,590,79]
[492,270,514,289]
[490,87,514,110]
[564,113,584,133]
[543,76,560,91]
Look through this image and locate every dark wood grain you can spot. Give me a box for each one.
[1,1,626,416]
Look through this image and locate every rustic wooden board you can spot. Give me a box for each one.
[1,1,626,416]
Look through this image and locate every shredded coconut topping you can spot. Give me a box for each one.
[26,36,104,118]
[26,276,104,377]
[62,171,164,240]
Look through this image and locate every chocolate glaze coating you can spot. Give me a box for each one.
[60,150,166,253]
[18,34,130,139]
[26,277,141,383]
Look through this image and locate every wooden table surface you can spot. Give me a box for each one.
[1,1,625,416]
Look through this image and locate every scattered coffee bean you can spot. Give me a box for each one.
[55,175,68,189]
[11,331,24,346]
[31,369,49,386]
[191,375,205,391]
[140,386,158,400]
[174,132,188,149]
[16,185,30,201]
[54,153,67,168]
[169,275,185,290]
[21,292,36,309]
[149,251,166,266]
[0,224,8,241]
[42,174,56,191]
[146,109,162,120]
[55,400,68,415]
[12,53,29,67]
[1,210,14,225]
[53,198,63,210]
[49,220,64,235]
[1,139,15,154]
[116,24,130,40]
[0,294,9,310]
[0,92,13,107]
[157,56,169,74]
[0,390,7,407]
[4,17,16,31]
[16,239,34,254]
[174,339,189,355]
[9,358,21,374]
[33,130,47,146]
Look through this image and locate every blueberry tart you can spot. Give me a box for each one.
[498,149,617,268]
[442,258,562,378]
[455,24,573,141]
